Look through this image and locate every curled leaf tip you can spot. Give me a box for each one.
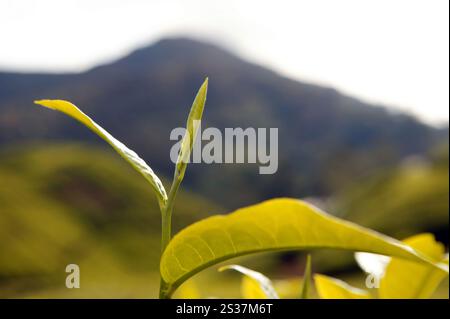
[34,99,52,108]
[200,77,208,91]
[34,99,69,111]
[218,266,228,272]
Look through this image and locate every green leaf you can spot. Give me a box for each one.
[314,274,370,299]
[160,198,445,296]
[175,78,208,180]
[219,265,279,299]
[34,100,167,204]
[299,254,312,299]
[379,233,448,299]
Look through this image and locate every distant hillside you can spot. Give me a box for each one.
[335,144,449,241]
[311,144,449,273]
[0,38,444,208]
[0,143,223,297]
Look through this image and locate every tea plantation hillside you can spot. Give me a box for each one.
[0,143,223,297]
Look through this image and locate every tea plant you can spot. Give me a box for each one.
[34,79,448,299]
[222,233,449,299]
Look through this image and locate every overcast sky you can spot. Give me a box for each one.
[0,0,448,125]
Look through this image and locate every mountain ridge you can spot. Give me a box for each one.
[0,37,444,208]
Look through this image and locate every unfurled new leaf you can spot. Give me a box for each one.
[219,265,279,299]
[160,198,443,296]
[34,100,167,204]
[175,78,208,180]
[314,274,370,299]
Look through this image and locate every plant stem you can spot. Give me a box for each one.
[299,254,312,299]
[159,173,183,299]
[160,175,182,252]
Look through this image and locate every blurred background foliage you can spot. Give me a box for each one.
[0,38,448,298]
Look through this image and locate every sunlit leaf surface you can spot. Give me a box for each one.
[314,274,370,299]
[160,198,441,296]
[219,264,279,299]
[34,100,167,203]
[379,233,448,299]
[175,78,208,179]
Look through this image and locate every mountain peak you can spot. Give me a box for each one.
[110,37,240,69]
[0,36,440,208]
[151,37,229,52]
[87,37,268,88]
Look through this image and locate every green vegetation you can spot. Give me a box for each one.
[0,143,221,297]
[309,146,449,273]
[336,145,449,237]
[200,234,448,299]
[22,79,447,299]
[2,142,446,298]
[219,265,280,299]
[159,198,444,297]
[299,254,312,299]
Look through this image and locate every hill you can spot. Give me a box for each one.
[0,38,443,208]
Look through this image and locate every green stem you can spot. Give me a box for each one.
[299,254,312,299]
[160,175,182,252]
[158,173,183,299]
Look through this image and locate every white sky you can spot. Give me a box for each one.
[0,0,448,125]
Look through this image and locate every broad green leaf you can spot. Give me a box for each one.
[314,274,370,299]
[175,78,208,180]
[219,265,279,299]
[160,198,445,296]
[34,100,167,204]
[379,233,448,299]
[299,254,312,299]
